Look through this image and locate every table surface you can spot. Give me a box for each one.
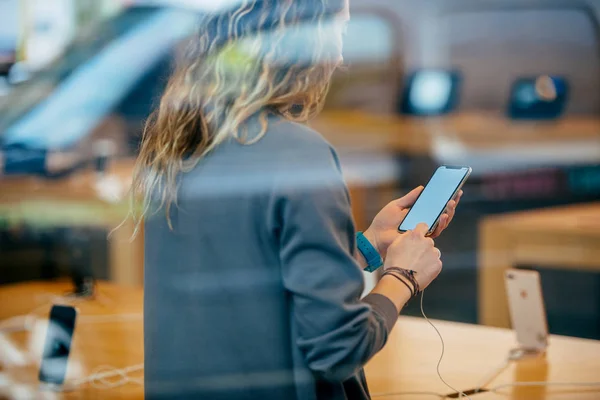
[312,110,600,155]
[367,315,600,399]
[0,159,135,228]
[482,202,600,236]
[482,202,600,270]
[0,281,143,399]
[0,159,145,285]
[2,282,600,399]
[478,202,600,328]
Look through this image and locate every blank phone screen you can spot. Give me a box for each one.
[39,305,77,385]
[399,167,469,232]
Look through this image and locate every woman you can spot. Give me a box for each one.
[133,1,461,399]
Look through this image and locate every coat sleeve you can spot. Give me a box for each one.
[274,143,398,382]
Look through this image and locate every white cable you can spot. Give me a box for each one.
[69,363,144,390]
[0,291,141,335]
[0,296,144,391]
[419,290,472,400]
[472,357,511,393]
[472,347,543,393]
[18,292,85,332]
[350,379,600,399]
[0,316,31,333]
[372,290,473,399]
[6,293,600,395]
[371,290,600,399]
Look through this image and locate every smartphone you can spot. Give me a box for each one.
[398,165,471,235]
[39,305,78,386]
[505,269,548,351]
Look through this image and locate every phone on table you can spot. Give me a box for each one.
[398,165,471,235]
[39,305,78,387]
[505,269,548,351]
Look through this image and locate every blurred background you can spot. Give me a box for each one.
[1,0,599,348]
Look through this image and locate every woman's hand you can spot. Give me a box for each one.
[384,223,442,290]
[363,186,462,258]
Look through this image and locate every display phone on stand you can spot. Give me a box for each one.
[505,269,549,352]
[398,165,471,235]
[39,305,78,389]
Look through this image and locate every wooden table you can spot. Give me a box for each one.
[3,281,600,399]
[0,281,143,399]
[479,203,600,328]
[0,159,143,286]
[367,316,600,399]
[313,111,600,155]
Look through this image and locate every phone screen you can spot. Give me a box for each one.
[39,305,77,385]
[399,166,470,232]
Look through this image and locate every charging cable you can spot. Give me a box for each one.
[472,357,511,394]
[372,290,472,399]
[68,363,144,390]
[0,295,143,391]
[472,347,540,393]
[372,290,600,399]
[0,290,141,334]
[419,290,472,400]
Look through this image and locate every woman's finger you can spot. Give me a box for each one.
[446,200,456,222]
[442,211,451,230]
[431,214,448,237]
[455,190,463,202]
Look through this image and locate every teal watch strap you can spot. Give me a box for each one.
[356,232,383,272]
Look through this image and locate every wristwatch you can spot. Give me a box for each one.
[356,232,383,272]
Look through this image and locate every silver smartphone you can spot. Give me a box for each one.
[398,165,471,235]
[505,269,549,351]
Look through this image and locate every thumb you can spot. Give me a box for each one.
[394,186,424,208]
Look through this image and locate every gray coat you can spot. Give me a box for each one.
[144,113,397,400]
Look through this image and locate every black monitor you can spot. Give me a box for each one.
[398,69,462,116]
[508,75,568,120]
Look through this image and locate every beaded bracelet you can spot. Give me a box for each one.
[381,271,415,297]
[384,267,421,297]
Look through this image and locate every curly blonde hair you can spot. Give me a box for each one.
[130,0,347,232]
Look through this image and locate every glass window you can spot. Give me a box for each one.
[0,7,198,150]
[325,11,399,114]
[0,0,19,66]
[439,8,600,114]
[342,14,395,64]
